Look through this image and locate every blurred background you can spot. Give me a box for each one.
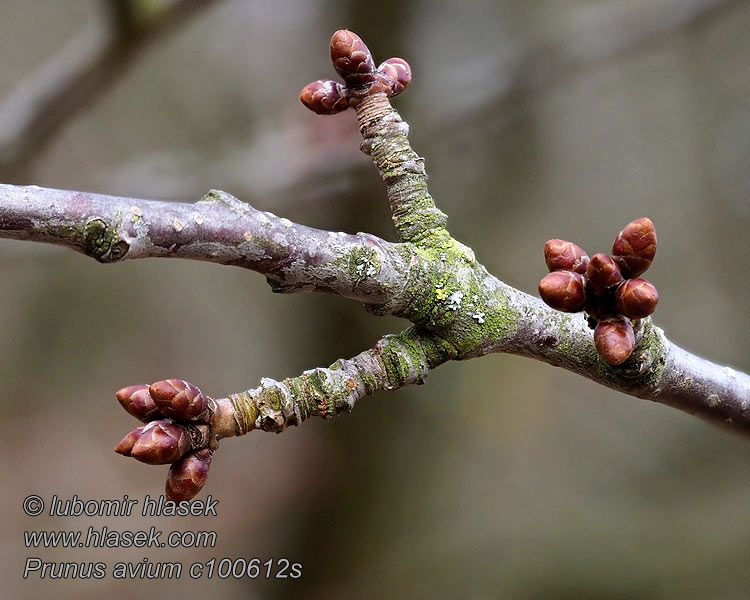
[1,0,749,598]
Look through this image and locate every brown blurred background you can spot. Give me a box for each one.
[1,1,749,598]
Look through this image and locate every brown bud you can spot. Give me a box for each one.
[544,239,590,274]
[594,316,635,365]
[300,79,348,115]
[330,30,376,87]
[538,270,586,312]
[116,384,162,422]
[612,217,657,278]
[166,449,213,502]
[130,420,191,465]
[585,253,623,297]
[377,57,412,96]
[615,278,659,319]
[149,379,208,421]
[114,426,144,456]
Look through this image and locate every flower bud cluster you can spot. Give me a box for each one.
[115,380,214,501]
[300,30,412,115]
[538,218,659,365]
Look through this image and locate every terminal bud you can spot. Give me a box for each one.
[585,253,623,297]
[538,270,586,312]
[594,316,635,365]
[544,239,590,274]
[115,426,144,456]
[130,420,191,465]
[378,57,412,96]
[330,30,376,87]
[615,278,659,319]
[149,379,208,421]
[612,217,657,278]
[116,384,162,422]
[166,449,213,502]
[300,79,348,115]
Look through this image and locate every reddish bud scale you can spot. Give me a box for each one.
[377,57,412,96]
[538,271,586,312]
[299,79,348,115]
[149,379,208,421]
[615,278,659,319]
[544,239,590,275]
[330,30,376,87]
[166,449,213,502]
[594,316,635,365]
[130,420,191,465]
[114,426,144,456]
[612,217,657,278]
[585,253,623,297]
[116,384,162,422]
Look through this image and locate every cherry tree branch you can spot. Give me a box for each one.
[2,172,748,436]
[1,28,747,501]
[0,183,422,314]
[213,325,457,438]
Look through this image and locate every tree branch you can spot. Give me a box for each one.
[214,325,457,438]
[0,183,420,314]
[2,28,747,501]
[356,95,449,246]
[2,176,748,434]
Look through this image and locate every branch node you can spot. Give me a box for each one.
[82,217,129,262]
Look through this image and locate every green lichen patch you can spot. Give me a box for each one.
[358,369,378,395]
[347,245,381,286]
[379,327,457,388]
[82,217,127,263]
[198,190,223,204]
[396,242,518,357]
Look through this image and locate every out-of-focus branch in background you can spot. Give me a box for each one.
[0,0,218,177]
[100,0,740,206]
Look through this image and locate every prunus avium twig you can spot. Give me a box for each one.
[0,30,747,501]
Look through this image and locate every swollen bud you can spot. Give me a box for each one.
[116,384,162,422]
[612,217,657,278]
[585,253,623,297]
[594,316,635,365]
[149,379,208,421]
[300,79,348,115]
[115,426,144,456]
[130,420,191,465]
[615,278,659,319]
[166,449,213,502]
[330,30,376,86]
[544,239,590,274]
[378,57,412,96]
[538,271,586,312]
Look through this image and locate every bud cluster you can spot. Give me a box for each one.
[114,379,214,501]
[538,218,659,365]
[300,30,412,115]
